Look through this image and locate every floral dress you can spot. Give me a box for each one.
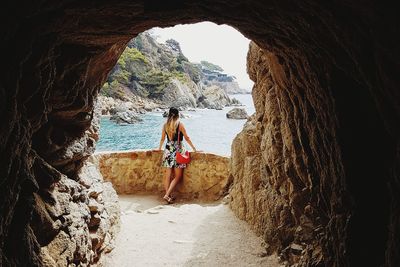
[162,124,187,168]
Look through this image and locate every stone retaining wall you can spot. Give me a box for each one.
[91,150,230,200]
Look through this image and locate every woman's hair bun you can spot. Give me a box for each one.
[169,107,179,117]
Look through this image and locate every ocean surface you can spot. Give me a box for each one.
[96,94,255,156]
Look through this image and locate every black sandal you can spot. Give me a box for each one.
[163,195,173,204]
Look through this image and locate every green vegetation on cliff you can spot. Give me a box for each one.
[200,60,224,72]
[141,70,171,97]
[101,32,200,100]
[119,47,148,67]
[100,32,241,106]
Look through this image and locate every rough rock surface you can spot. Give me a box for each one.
[226,108,249,119]
[94,151,230,200]
[110,111,143,124]
[159,79,235,110]
[0,1,399,267]
[161,78,200,108]
[97,95,161,115]
[32,158,120,266]
[197,85,234,110]
[229,41,395,266]
[209,80,249,94]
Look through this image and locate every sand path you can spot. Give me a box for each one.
[104,195,282,267]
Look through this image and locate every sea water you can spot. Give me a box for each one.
[96,94,255,156]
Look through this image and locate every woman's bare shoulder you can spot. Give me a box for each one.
[179,122,185,129]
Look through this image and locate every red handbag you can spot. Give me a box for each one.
[176,130,191,164]
[176,150,191,164]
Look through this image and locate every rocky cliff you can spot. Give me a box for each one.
[100,33,240,112]
[1,1,399,267]
[200,61,249,94]
[207,80,248,94]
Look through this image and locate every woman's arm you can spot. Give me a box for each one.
[179,123,196,152]
[158,124,166,150]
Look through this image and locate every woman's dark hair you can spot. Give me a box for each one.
[166,107,180,139]
[168,107,179,119]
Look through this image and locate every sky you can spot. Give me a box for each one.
[151,22,254,91]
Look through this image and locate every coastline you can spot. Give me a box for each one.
[95,93,254,156]
[97,92,251,117]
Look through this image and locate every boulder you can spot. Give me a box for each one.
[110,111,142,124]
[226,108,249,119]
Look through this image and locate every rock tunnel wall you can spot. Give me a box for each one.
[230,38,399,266]
[36,159,120,266]
[230,42,348,266]
[0,1,399,266]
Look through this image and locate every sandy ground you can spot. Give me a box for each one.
[103,195,282,267]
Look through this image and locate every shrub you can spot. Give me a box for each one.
[200,60,224,72]
[100,80,120,97]
[140,70,172,98]
[117,47,148,69]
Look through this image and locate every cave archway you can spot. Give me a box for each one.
[96,24,254,155]
[1,1,399,266]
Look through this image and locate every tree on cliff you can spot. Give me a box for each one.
[165,39,182,53]
[200,60,224,72]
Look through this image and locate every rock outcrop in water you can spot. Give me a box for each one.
[97,95,161,116]
[110,111,143,124]
[0,1,399,267]
[226,108,249,119]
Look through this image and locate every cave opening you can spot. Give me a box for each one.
[95,22,255,157]
[1,2,399,267]
[92,23,263,265]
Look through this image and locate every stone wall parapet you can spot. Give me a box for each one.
[91,150,230,200]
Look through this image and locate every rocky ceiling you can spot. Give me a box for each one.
[0,0,399,266]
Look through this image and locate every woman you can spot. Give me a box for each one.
[158,107,196,204]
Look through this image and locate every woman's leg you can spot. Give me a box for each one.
[165,168,183,197]
[163,168,173,194]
